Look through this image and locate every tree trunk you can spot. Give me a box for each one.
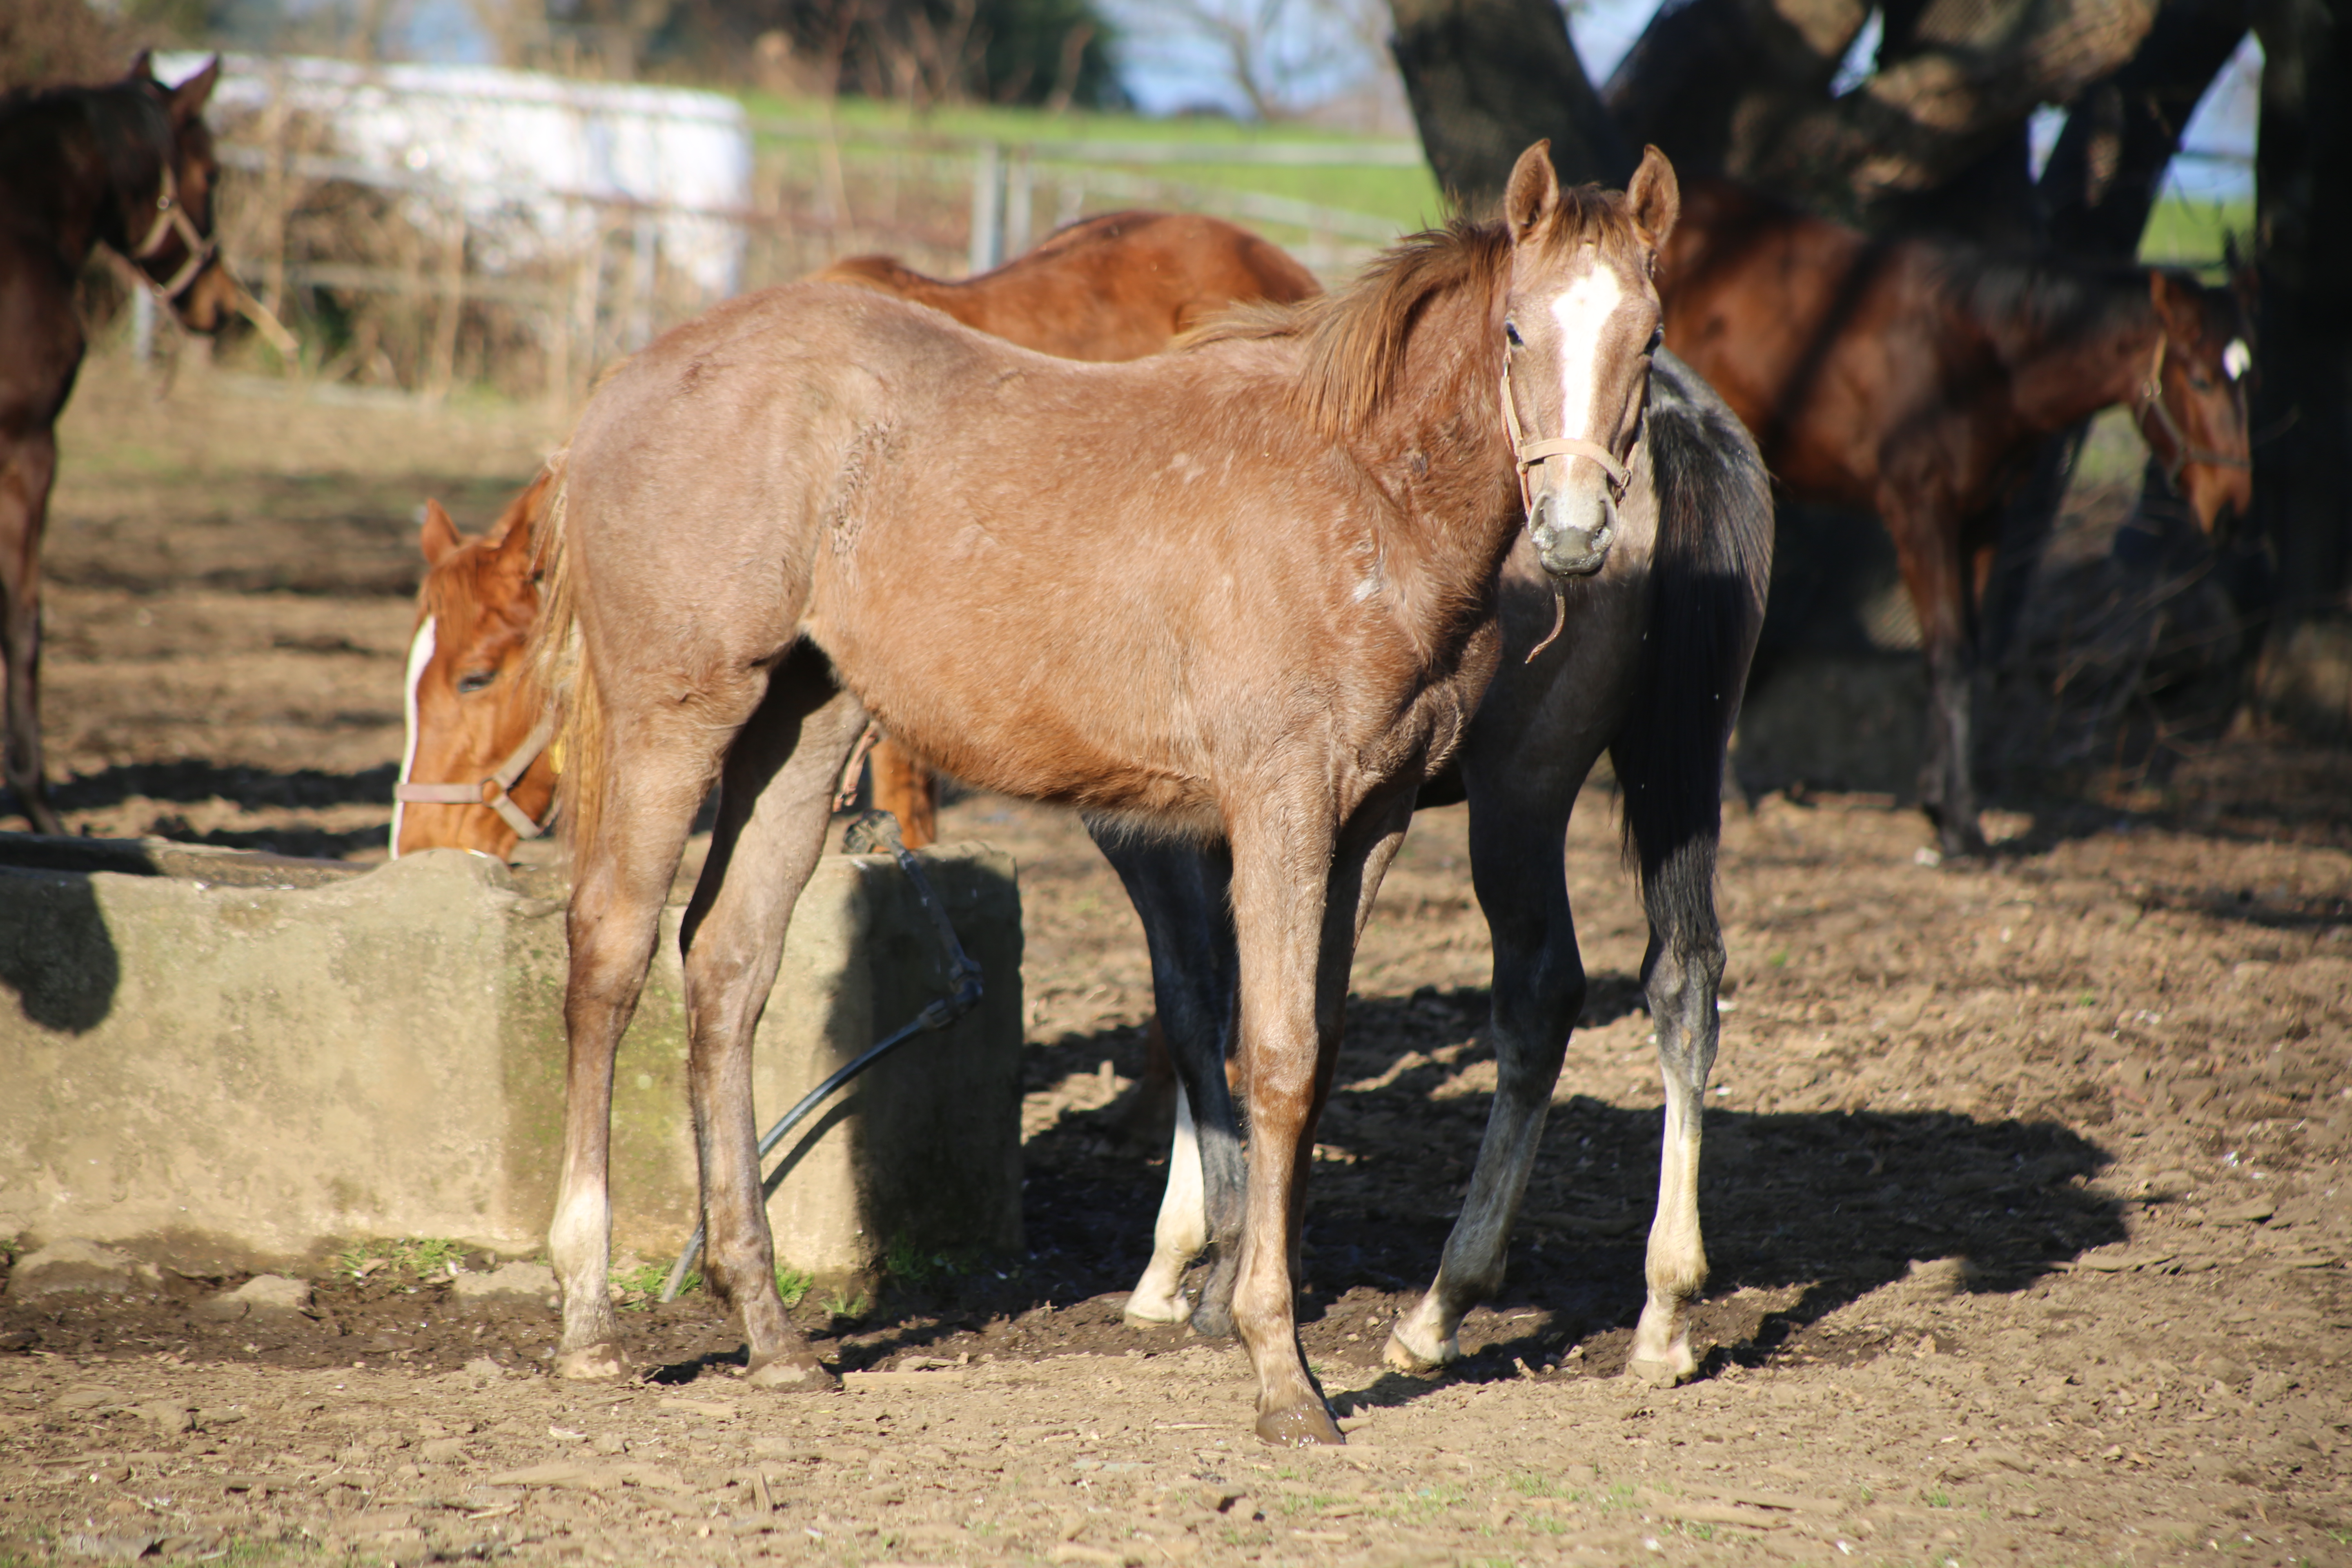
[1748,0,2160,221]
[2042,0,2253,254]
[1604,0,1871,180]
[2248,0,2352,736]
[1385,0,1631,210]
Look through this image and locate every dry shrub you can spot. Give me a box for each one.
[0,0,134,91]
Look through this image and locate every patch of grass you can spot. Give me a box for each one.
[822,1288,869,1321]
[1769,949,1791,968]
[1927,1487,1953,1508]
[398,1237,466,1276]
[775,1263,813,1309]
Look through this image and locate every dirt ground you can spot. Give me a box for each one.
[3,352,2349,1567]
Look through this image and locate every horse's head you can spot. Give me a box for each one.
[1498,142,1676,579]
[2139,270,2254,534]
[124,52,238,334]
[392,474,557,861]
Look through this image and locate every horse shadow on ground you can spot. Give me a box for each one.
[822,984,2124,1408]
[42,760,400,860]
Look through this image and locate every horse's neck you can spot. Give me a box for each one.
[1980,269,2158,434]
[0,92,136,267]
[1349,289,1522,606]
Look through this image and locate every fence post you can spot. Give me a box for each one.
[969,140,1004,275]
[131,286,156,366]
[1004,149,1033,258]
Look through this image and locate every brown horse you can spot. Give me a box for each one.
[533,143,1678,1445]
[1657,176,2253,856]
[391,211,1321,861]
[0,52,237,833]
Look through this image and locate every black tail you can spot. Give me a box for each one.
[1611,349,1774,920]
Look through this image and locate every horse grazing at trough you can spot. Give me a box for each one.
[1114,338,1770,1391]
[391,210,1321,861]
[532,142,1679,1446]
[0,52,237,834]
[1656,176,2252,858]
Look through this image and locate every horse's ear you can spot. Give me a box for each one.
[1627,145,1679,253]
[421,500,462,565]
[128,49,156,82]
[1503,142,1559,242]
[2148,270,2203,341]
[167,56,222,125]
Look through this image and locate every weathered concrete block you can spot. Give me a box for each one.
[0,841,1024,1283]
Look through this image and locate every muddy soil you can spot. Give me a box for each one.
[2,354,2349,1567]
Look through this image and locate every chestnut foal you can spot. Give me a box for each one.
[534,144,1678,1444]
[391,212,1318,860]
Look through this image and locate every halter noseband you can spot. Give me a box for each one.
[392,711,561,841]
[130,160,217,303]
[1499,366,1632,517]
[2133,334,2252,489]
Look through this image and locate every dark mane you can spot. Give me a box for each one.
[1184,184,1638,437]
[1933,252,2164,352]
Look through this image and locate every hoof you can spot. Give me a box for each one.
[553,1343,630,1381]
[1381,1328,1452,1376]
[745,1354,838,1391]
[1122,1293,1190,1329]
[1625,1353,1695,1388]
[1255,1404,1345,1447]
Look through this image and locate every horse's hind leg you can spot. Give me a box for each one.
[680,646,868,1390]
[0,428,61,834]
[552,716,722,1379]
[1387,771,1581,1372]
[1097,832,1243,1334]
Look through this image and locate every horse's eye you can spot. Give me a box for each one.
[456,670,497,695]
[1504,321,1524,348]
[1646,327,1664,354]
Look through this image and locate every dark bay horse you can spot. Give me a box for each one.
[0,52,237,833]
[391,211,1321,861]
[1657,176,2252,856]
[534,143,1679,1445]
[1116,341,1770,1392]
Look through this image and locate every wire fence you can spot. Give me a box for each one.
[186,60,1416,406]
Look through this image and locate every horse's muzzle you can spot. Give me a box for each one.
[1530,488,1613,578]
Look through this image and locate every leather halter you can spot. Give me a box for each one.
[1499,365,1632,517]
[392,712,560,841]
[130,160,216,303]
[2132,334,2252,488]
[1498,360,1635,662]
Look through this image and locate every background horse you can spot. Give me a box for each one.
[1657,176,2253,857]
[1114,341,1771,1391]
[391,210,1319,860]
[532,143,1676,1446]
[0,51,236,834]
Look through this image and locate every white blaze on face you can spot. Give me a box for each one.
[2223,338,2252,382]
[1547,258,1627,452]
[390,615,437,859]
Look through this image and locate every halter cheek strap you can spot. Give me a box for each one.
[130,162,217,303]
[392,710,561,840]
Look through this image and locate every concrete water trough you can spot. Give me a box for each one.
[0,835,1023,1287]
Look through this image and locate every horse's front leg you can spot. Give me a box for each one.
[0,427,62,834]
[1624,841,1728,1386]
[1228,793,1411,1446]
[680,650,868,1389]
[1388,775,1580,1372]
[1091,830,1243,1335]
